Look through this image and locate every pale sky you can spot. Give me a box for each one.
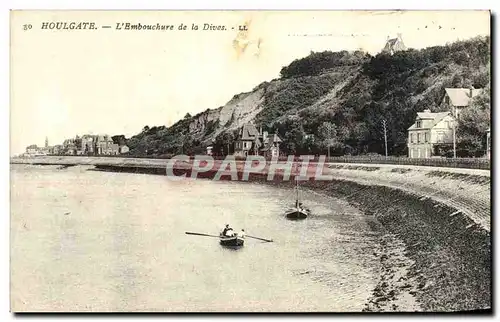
[10,10,490,155]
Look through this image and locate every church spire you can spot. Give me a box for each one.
[45,136,49,148]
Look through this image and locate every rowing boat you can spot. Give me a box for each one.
[185,231,272,245]
[219,234,245,247]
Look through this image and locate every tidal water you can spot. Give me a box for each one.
[10,164,380,312]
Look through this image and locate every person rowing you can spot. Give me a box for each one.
[225,228,235,237]
[221,224,235,237]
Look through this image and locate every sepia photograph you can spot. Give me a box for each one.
[8,9,491,313]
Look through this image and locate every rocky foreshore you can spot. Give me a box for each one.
[302,179,491,312]
[244,175,491,312]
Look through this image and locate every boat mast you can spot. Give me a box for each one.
[296,178,299,205]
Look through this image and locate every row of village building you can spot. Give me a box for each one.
[24,88,490,159]
[24,134,130,157]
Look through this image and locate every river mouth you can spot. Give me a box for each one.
[11,164,383,312]
[10,163,491,312]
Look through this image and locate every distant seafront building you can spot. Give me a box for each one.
[24,133,128,157]
[407,86,485,158]
[95,135,119,155]
[234,123,282,158]
[52,145,62,155]
[234,123,260,157]
[382,33,407,55]
[62,138,76,155]
[25,144,40,156]
[407,109,456,158]
[24,143,50,157]
[81,135,95,154]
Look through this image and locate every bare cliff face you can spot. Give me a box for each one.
[187,108,222,137]
[181,65,360,145]
[185,82,272,144]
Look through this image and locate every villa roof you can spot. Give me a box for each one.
[415,111,449,120]
[96,135,113,142]
[444,88,483,107]
[386,38,398,46]
[239,123,260,140]
[408,111,451,130]
[235,124,283,153]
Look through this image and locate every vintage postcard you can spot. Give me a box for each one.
[10,10,491,313]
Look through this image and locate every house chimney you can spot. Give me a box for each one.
[469,86,474,97]
[397,33,402,40]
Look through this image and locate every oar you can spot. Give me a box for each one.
[246,235,273,243]
[185,232,220,238]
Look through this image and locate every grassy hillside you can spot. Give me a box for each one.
[124,36,490,157]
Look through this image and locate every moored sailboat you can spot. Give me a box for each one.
[285,179,309,219]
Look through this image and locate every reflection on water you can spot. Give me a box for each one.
[10,164,380,312]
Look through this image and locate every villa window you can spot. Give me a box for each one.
[417,133,421,143]
[416,121,422,128]
[424,133,429,143]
